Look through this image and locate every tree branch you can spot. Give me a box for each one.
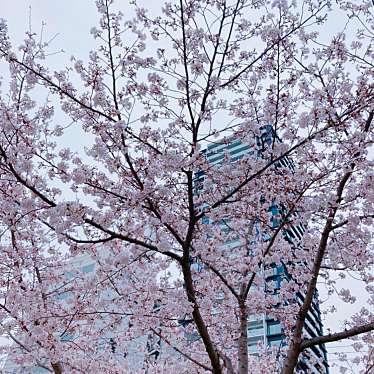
[300,322,374,350]
[149,327,213,372]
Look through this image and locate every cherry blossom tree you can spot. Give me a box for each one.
[0,0,373,373]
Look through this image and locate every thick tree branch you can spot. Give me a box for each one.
[282,111,374,374]
[0,143,182,261]
[181,259,222,374]
[301,322,374,350]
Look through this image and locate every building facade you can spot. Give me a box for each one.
[195,132,329,373]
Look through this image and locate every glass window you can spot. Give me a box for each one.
[248,327,264,337]
[269,338,282,347]
[248,320,263,329]
[82,263,95,273]
[248,344,259,353]
[248,336,264,346]
[61,333,74,342]
[267,323,282,335]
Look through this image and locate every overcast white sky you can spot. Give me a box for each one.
[0,1,371,372]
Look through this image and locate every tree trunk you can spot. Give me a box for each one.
[281,337,301,374]
[51,362,63,374]
[237,302,248,374]
[181,262,223,374]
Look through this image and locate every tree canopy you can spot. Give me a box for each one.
[0,0,373,373]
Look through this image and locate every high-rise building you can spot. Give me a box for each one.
[195,131,329,374]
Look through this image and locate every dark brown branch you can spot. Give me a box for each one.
[1,48,161,155]
[202,124,333,217]
[216,1,239,77]
[202,261,240,301]
[104,0,121,122]
[282,111,374,374]
[150,327,213,372]
[219,4,329,89]
[281,169,352,374]
[84,217,182,262]
[184,170,198,249]
[1,142,181,261]
[192,1,228,140]
[300,322,374,350]
[242,184,309,301]
[179,0,196,132]
[120,135,186,249]
[6,332,53,373]
[181,259,222,374]
[331,214,374,231]
[51,363,63,374]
